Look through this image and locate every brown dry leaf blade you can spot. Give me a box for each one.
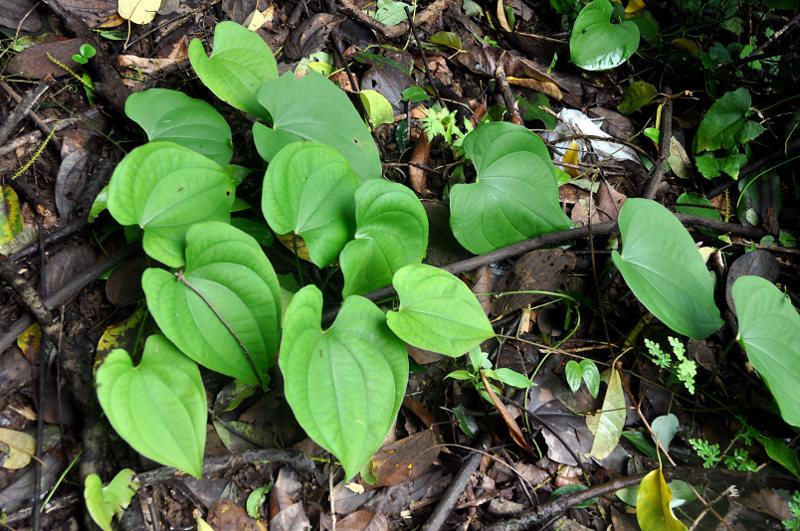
[480,371,533,454]
[725,249,780,314]
[473,265,495,316]
[207,498,267,531]
[336,510,389,531]
[369,427,439,487]
[284,13,344,60]
[270,502,311,531]
[409,132,431,195]
[55,149,92,219]
[6,38,84,79]
[45,245,95,295]
[492,249,576,316]
[526,372,594,466]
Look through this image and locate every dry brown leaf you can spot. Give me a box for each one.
[480,371,533,454]
[369,427,439,487]
[408,133,431,195]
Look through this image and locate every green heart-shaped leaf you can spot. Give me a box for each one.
[280,285,408,480]
[96,335,206,478]
[450,122,571,254]
[125,88,233,166]
[611,198,723,339]
[85,470,140,531]
[255,72,381,182]
[340,180,428,297]
[107,142,235,267]
[143,222,281,386]
[733,275,800,427]
[188,21,277,119]
[570,0,640,71]
[386,264,495,357]
[261,142,359,267]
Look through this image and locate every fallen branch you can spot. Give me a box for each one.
[484,466,799,531]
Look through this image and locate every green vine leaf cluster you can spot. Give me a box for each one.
[90,20,800,495]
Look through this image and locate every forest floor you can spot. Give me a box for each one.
[1,0,800,529]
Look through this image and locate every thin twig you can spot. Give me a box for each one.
[422,435,490,531]
[0,81,50,146]
[405,6,444,109]
[642,86,673,200]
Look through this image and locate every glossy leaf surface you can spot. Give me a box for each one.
[450,122,571,254]
[386,264,495,357]
[125,88,233,166]
[256,72,381,182]
[733,275,800,427]
[636,469,687,531]
[95,335,206,477]
[570,0,640,71]
[696,88,765,152]
[280,285,408,480]
[143,222,281,386]
[261,142,359,267]
[107,142,234,267]
[611,198,723,339]
[188,21,277,119]
[340,180,428,297]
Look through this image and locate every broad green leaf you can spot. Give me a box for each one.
[636,469,687,531]
[280,285,408,481]
[622,431,659,460]
[696,88,765,153]
[401,86,430,103]
[95,335,206,477]
[588,367,625,459]
[360,90,394,126]
[651,413,679,452]
[581,359,600,398]
[125,88,233,166]
[107,142,235,267]
[733,275,800,427]
[369,0,411,26]
[85,470,140,531]
[246,485,271,519]
[188,21,277,119]
[386,264,495,357]
[756,434,800,477]
[493,368,535,388]
[674,192,722,221]
[611,199,723,339]
[695,152,748,179]
[256,72,381,182]
[428,31,462,51]
[261,142,359,267]
[565,360,583,393]
[143,222,281,386]
[252,123,303,163]
[570,0,640,71]
[450,122,572,254]
[516,93,557,129]
[618,81,657,114]
[0,185,23,245]
[340,180,428,297]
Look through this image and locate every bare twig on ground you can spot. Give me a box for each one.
[337,0,452,40]
[484,467,799,531]
[0,81,61,152]
[0,81,50,147]
[423,435,491,531]
[642,87,673,200]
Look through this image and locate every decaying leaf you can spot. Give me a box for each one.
[0,428,36,469]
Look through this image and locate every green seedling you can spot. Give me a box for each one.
[72,43,96,64]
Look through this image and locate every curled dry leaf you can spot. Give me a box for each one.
[408,132,431,195]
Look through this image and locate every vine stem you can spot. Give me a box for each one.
[175,271,266,389]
